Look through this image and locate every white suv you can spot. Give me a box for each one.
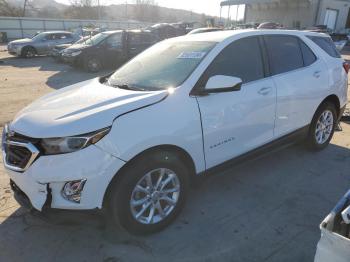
[2,30,348,234]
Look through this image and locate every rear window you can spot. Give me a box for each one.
[307,36,341,58]
[264,35,304,75]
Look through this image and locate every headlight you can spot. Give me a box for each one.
[70,50,82,57]
[40,127,110,155]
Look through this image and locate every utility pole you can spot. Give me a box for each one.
[97,0,101,20]
[23,0,28,17]
[125,0,128,20]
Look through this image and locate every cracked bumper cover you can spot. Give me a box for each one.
[5,145,125,211]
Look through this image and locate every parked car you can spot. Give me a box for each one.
[51,36,89,62]
[147,23,180,40]
[60,29,159,72]
[187,27,223,35]
[2,30,348,235]
[330,33,348,51]
[7,31,80,58]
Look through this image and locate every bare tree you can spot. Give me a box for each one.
[64,0,103,19]
[135,0,160,22]
[0,0,23,16]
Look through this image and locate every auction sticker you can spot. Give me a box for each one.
[177,51,206,59]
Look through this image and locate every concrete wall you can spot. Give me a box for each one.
[245,0,317,29]
[244,0,350,33]
[0,16,152,40]
[318,0,350,33]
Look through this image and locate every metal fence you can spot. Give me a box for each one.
[0,16,153,40]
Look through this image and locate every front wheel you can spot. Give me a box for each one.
[307,102,337,151]
[106,151,190,235]
[84,56,102,72]
[21,46,36,58]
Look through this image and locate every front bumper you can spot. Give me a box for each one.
[61,54,78,64]
[4,145,125,211]
[7,44,21,56]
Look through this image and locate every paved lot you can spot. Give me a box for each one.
[0,45,350,262]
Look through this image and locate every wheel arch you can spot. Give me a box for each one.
[319,94,340,118]
[102,144,197,207]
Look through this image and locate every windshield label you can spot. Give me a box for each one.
[177,51,206,59]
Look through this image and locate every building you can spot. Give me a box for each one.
[220,0,350,33]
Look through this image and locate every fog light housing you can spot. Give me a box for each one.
[61,179,86,203]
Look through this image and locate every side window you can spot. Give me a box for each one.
[63,33,72,39]
[106,33,122,48]
[129,33,142,47]
[141,33,157,44]
[202,37,265,84]
[307,36,341,58]
[45,34,55,40]
[299,40,317,66]
[264,35,304,75]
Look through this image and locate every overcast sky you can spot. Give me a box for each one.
[54,0,245,18]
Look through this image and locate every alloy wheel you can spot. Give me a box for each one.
[315,110,334,144]
[130,168,180,225]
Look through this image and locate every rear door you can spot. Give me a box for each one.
[195,36,277,168]
[264,35,329,137]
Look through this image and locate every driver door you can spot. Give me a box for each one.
[195,36,277,168]
[104,32,124,68]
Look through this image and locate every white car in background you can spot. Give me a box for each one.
[2,29,348,234]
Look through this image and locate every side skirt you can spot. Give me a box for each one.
[198,125,310,176]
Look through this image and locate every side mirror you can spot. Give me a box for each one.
[204,75,242,93]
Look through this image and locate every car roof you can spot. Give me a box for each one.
[169,29,330,43]
[42,31,73,34]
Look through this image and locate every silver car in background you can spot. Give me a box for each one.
[7,31,80,58]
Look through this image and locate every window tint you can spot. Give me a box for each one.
[264,35,304,75]
[106,33,122,48]
[63,33,72,39]
[203,37,264,84]
[129,33,142,47]
[307,36,341,58]
[299,40,317,66]
[141,33,158,44]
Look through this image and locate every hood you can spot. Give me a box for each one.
[54,44,71,50]
[11,78,168,138]
[10,38,33,45]
[64,43,90,52]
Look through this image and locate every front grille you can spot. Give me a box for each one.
[5,144,33,169]
[2,125,40,172]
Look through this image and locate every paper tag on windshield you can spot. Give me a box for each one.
[177,51,206,59]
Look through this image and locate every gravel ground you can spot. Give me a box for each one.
[0,44,350,262]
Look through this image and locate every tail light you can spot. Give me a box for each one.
[343,62,350,74]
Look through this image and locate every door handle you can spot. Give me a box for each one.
[258,87,272,96]
[313,70,321,78]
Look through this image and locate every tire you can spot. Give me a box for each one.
[106,151,190,235]
[84,56,102,72]
[307,102,337,151]
[21,46,36,58]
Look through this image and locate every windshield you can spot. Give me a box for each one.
[83,32,110,46]
[108,41,216,91]
[31,33,45,41]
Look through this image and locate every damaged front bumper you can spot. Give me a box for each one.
[4,144,126,211]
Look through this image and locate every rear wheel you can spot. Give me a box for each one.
[21,46,36,58]
[106,151,190,235]
[307,102,337,151]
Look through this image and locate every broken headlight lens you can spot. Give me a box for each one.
[40,127,110,155]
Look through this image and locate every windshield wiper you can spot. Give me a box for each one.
[111,83,145,91]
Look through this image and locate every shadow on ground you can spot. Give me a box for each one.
[1,140,350,262]
[0,55,112,89]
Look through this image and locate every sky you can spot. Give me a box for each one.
[54,0,245,19]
